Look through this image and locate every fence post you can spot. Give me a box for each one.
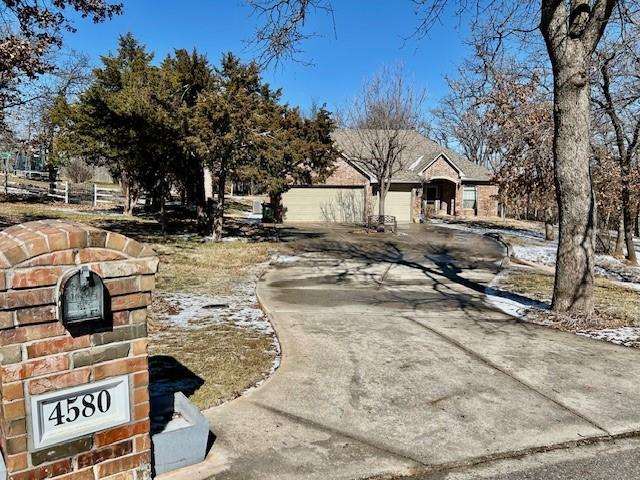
[64,182,69,204]
[93,183,97,208]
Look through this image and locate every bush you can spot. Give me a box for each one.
[64,158,93,184]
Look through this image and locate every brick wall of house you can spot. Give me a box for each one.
[477,184,498,217]
[324,159,369,186]
[412,188,423,222]
[0,220,158,480]
[421,156,461,182]
[456,184,498,217]
[324,158,376,220]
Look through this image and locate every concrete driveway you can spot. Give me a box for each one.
[201,224,640,479]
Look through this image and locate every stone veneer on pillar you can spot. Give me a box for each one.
[0,220,158,480]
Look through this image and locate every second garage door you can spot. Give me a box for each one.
[282,187,365,223]
[374,189,412,223]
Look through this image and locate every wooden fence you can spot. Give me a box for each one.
[93,184,125,207]
[47,182,69,203]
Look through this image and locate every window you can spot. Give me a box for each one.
[462,186,477,210]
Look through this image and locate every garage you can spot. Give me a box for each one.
[282,186,366,223]
[374,187,413,223]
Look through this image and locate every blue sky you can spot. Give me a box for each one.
[63,1,474,114]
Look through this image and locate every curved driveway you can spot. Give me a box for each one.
[203,224,640,480]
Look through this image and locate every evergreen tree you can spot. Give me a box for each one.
[160,49,213,232]
[251,103,338,223]
[57,33,179,216]
[189,53,268,239]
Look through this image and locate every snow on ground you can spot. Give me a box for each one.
[432,218,640,288]
[512,244,557,266]
[271,253,303,264]
[434,219,640,350]
[485,269,640,349]
[153,287,273,334]
[577,327,640,348]
[485,270,550,318]
[151,260,281,376]
[430,218,545,241]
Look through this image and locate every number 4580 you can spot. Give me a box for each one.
[48,390,112,426]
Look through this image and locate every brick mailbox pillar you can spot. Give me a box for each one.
[0,220,158,480]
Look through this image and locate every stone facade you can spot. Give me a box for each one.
[0,221,158,480]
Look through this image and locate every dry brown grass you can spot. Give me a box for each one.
[0,199,133,225]
[497,268,640,328]
[149,325,276,410]
[451,215,546,233]
[154,241,274,295]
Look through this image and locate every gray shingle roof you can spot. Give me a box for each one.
[331,129,492,183]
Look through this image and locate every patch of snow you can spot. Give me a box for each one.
[243,212,262,220]
[484,271,550,319]
[577,327,640,348]
[512,244,557,266]
[153,286,273,335]
[151,261,282,400]
[221,236,249,243]
[271,253,303,264]
[434,219,640,289]
[431,219,546,241]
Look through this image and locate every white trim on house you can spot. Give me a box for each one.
[425,175,459,183]
[419,152,463,176]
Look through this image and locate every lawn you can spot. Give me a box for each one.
[0,197,280,410]
[496,268,640,329]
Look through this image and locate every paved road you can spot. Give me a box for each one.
[200,224,640,480]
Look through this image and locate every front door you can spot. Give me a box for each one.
[423,184,440,217]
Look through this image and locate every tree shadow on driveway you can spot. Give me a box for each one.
[273,229,547,336]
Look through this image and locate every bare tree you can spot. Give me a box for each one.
[487,67,556,240]
[246,0,335,66]
[592,28,640,265]
[432,51,500,171]
[20,52,92,191]
[246,0,623,320]
[0,0,121,126]
[340,66,426,222]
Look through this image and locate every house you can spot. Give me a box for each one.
[281,129,498,224]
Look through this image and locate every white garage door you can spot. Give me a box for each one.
[282,187,365,223]
[374,190,412,223]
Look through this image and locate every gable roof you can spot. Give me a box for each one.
[331,129,492,183]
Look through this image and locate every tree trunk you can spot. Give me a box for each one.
[195,164,209,235]
[544,207,555,241]
[270,192,284,223]
[48,164,56,194]
[621,185,637,265]
[614,214,624,258]
[377,192,385,218]
[635,204,639,237]
[549,55,595,316]
[160,176,167,235]
[210,169,226,241]
[121,177,137,216]
[603,210,612,253]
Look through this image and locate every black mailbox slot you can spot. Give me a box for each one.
[59,266,108,328]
